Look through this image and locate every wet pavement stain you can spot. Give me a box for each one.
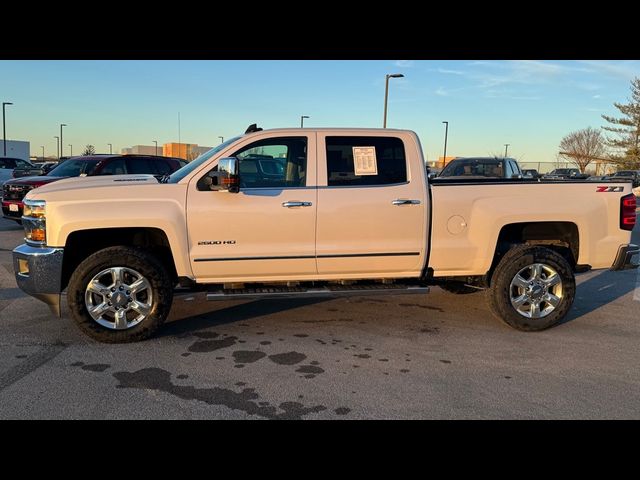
[420,327,440,334]
[310,361,320,366]
[353,354,371,359]
[296,365,324,375]
[260,341,272,346]
[81,363,111,372]
[504,376,512,379]
[235,382,246,386]
[268,352,307,365]
[294,334,309,338]
[112,368,327,420]
[296,318,354,323]
[335,407,351,415]
[215,357,225,360]
[181,353,191,357]
[188,336,238,353]
[316,339,327,345]
[177,374,189,379]
[15,355,28,359]
[440,360,452,364]
[232,350,267,364]
[364,348,373,351]
[378,358,389,362]
[71,361,84,367]
[234,365,245,368]
[399,303,444,312]
[400,369,410,373]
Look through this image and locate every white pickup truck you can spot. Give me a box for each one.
[12,126,639,342]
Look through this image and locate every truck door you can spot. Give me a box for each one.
[315,133,427,276]
[187,134,317,282]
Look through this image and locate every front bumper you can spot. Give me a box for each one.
[611,244,640,271]
[12,244,64,316]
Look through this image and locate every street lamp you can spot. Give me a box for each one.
[383,73,404,128]
[300,116,309,128]
[442,121,449,165]
[69,144,73,157]
[218,136,224,144]
[153,140,158,156]
[60,124,67,157]
[3,102,13,156]
[108,143,112,154]
[54,136,60,159]
[504,144,510,158]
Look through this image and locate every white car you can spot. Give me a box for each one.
[0,157,34,185]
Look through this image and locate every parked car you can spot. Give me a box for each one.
[542,168,589,180]
[2,154,185,223]
[604,170,640,188]
[437,157,524,179]
[0,157,35,185]
[522,169,541,179]
[12,126,638,342]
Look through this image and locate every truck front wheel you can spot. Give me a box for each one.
[67,246,173,343]
[488,245,575,331]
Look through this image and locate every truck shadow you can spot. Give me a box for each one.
[561,268,639,325]
[159,296,331,338]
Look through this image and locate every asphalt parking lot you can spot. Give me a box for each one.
[1,216,639,419]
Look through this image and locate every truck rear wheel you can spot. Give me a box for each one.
[487,245,575,331]
[67,246,173,343]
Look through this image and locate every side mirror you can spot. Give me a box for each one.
[427,172,437,180]
[511,173,522,179]
[208,157,240,193]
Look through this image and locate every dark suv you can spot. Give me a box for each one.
[2,154,186,223]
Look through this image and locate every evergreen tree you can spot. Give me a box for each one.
[602,77,640,169]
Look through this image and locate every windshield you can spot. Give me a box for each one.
[614,171,635,176]
[551,169,571,174]
[47,158,99,177]
[440,159,504,177]
[166,136,243,183]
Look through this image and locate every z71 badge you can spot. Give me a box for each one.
[596,186,624,192]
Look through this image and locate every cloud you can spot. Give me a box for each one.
[435,87,449,96]
[578,60,640,80]
[593,94,602,99]
[395,60,414,68]
[435,68,465,75]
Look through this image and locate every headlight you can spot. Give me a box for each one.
[22,199,47,245]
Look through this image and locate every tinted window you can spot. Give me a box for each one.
[326,136,406,186]
[47,159,99,177]
[505,161,514,177]
[101,158,127,175]
[440,159,503,177]
[232,137,307,188]
[0,158,16,169]
[153,159,173,175]
[126,158,155,174]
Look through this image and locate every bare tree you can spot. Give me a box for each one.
[558,127,605,173]
[81,145,96,156]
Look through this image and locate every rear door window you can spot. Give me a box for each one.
[126,158,155,174]
[101,158,127,175]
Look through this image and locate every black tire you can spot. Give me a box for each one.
[439,282,481,295]
[487,245,575,332]
[67,246,173,343]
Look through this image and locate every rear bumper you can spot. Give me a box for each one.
[611,244,640,271]
[2,200,24,221]
[12,244,64,316]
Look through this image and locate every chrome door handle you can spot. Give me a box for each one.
[282,201,313,208]
[392,199,421,205]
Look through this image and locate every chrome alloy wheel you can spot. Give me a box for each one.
[84,267,154,330]
[509,263,563,319]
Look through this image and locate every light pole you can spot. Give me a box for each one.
[442,121,449,165]
[383,73,404,128]
[41,146,44,161]
[60,124,67,157]
[300,115,309,128]
[218,136,224,144]
[153,140,158,156]
[108,143,112,154]
[54,136,60,159]
[3,102,13,156]
[69,144,73,157]
[504,144,510,158]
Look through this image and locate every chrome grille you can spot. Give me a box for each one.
[2,184,33,201]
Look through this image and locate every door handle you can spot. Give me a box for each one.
[282,201,313,208]
[392,199,421,205]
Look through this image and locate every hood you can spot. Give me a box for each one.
[27,174,159,197]
[3,175,66,186]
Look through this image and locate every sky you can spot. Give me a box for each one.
[1,60,640,163]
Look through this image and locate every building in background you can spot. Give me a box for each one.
[2,140,30,160]
[163,143,212,161]
[120,143,213,161]
[121,145,163,156]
